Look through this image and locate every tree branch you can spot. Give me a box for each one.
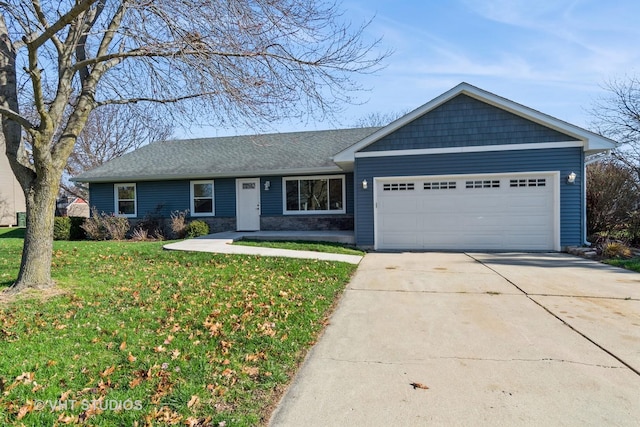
[0,105,35,130]
[27,0,100,48]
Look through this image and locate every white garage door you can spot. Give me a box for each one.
[375,173,558,251]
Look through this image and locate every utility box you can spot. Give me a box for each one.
[16,212,26,227]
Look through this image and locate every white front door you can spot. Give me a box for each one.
[236,178,260,231]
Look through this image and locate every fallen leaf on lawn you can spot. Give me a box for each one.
[129,377,143,388]
[57,413,77,424]
[46,360,57,367]
[100,365,115,377]
[16,401,34,420]
[163,335,174,345]
[128,352,137,363]
[154,345,166,353]
[410,382,429,390]
[221,368,235,378]
[171,349,180,360]
[242,366,259,377]
[187,395,200,409]
[119,341,127,351]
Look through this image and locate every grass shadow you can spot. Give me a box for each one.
[0,228,25,239]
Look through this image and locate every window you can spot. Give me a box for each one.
[190,180,214,216]
[284,175,345,214]
[114,183,136,217]
[510,178,546,187]
[465,180,500,189]
[382,182,415,191]
[424,181,456,190]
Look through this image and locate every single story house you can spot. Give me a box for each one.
[74,83,617,251]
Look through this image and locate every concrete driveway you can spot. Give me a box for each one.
[269,252,640,426]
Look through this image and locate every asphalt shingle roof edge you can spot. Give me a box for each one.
[73,127,381,183]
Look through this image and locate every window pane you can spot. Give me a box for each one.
[286,180,299,211]
[118,201,135,215]
[300,179,328,210]
[193,183,212,198]
[329,179,343,210]
[194,199,213,213]
[118,185,135,200]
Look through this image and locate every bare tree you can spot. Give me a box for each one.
[590,77,640,180]
[0,1,387,293]
[63,104,173,199]
[353,110,408,128]
[586,160,639,237]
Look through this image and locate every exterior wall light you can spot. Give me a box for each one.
[362,179,368,190]
[264,180,271,191]
[567,172,576,184]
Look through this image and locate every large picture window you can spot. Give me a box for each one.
[284,175,345,214]
[114,183,137,217]
[190,180,214,216]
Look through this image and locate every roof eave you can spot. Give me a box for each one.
[72,166,350,183]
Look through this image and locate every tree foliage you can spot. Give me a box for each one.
[0,0,387,292]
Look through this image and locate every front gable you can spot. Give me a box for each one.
[360,94,579,152]
[333,82,617,166]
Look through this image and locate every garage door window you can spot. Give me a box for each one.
[424,181,456,190]
[510,178,546,187]
[383,182,415,191]
[284,175,345,213]
[465,180,500,189]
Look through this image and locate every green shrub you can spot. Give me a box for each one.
[53,217,71,240]
[69,216,87,240]
[185,220,209,238]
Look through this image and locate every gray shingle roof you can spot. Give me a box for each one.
[74,127,380,183]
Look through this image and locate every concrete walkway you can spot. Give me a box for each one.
[163,231,362,264]
[270,252,640,426]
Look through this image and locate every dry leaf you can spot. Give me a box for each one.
[410,382,429,390]
[101,365,115,377]
[16,402,33,420]
[119,341,127,351]
[128,352,137,363]
[187,395,200,409]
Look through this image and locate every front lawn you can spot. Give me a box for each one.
[233,239,365,256]
[0,228,356,426]
[603,257,640,273]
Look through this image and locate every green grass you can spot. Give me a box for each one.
[0,228,356,426]
[233,239,365,256]
[603,257,640,272]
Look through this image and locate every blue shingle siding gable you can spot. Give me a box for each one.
[354,147,584,247]
[360,94,579,152]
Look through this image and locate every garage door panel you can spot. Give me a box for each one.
[376,173,556,251]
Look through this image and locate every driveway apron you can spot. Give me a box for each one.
[269,252,640,426]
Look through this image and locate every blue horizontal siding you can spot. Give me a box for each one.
[88,173,354,221]
[362,94,579,152]
[354,147,583,247]
[214,178,236,217]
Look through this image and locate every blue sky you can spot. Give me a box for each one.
[185,0,640,138]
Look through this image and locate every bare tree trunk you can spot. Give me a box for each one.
[8,173,59,293]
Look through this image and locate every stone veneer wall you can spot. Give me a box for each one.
[260,215,354,231]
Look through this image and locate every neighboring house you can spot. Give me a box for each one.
[74,83,617,251]
[0,137,26,226]
[56,196,90,218]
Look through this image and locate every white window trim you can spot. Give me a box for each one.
[282,174,346,215]
[114,183,137,218]
[190,180,215,217]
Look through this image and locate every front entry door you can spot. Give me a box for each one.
[236,178,260,231]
